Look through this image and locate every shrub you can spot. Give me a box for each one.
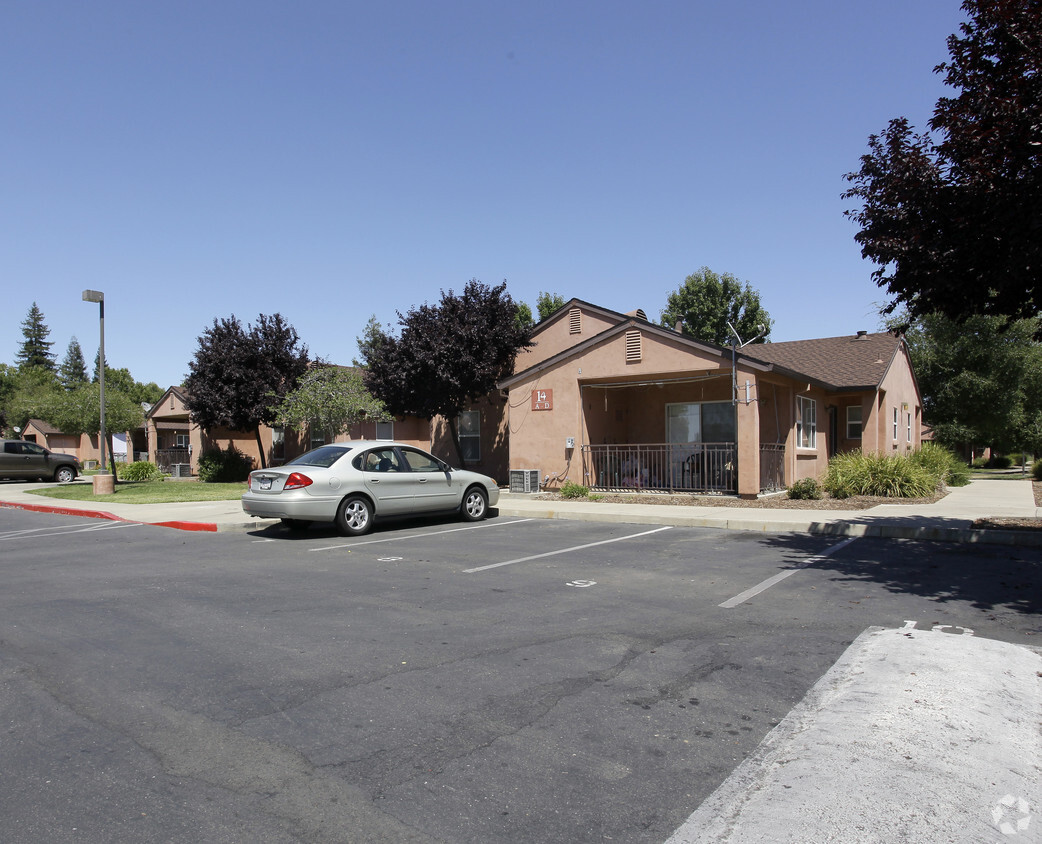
[1033,461,1042,481]
[117,461,164,482]
[197,445,253,483]
[989,454,1013,469]
[787,478,822,500]
[823,450,936,499]
[971,455,989,469]
[909,441,971,487]
[559,481,590,499]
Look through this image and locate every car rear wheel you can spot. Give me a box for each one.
[54,466,76,484]
[336,495,373,536]
[461,486,488,522]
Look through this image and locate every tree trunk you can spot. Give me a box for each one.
[255,426,267,469]
[446,415,465,467]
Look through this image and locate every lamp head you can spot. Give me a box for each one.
[82,290,104,303]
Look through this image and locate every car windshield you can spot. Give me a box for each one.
[287,445,353,469]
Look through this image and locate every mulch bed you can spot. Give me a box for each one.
[532,481,1042,531]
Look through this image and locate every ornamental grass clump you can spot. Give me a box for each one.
[559,481,590,499]
[909,441,970,487]
[823,450,935,499]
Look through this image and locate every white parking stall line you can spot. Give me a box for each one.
[463,526,674,573]
[309,518,535,553]
[0,521,141,541]
[718,537,860,608]
[0,523,102,540]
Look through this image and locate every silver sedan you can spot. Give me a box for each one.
[241,441,500,535]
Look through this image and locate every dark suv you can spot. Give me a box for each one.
[0,439,81,483]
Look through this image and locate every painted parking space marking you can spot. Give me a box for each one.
[719,536,860,608]
[308,518,535,553]
[463,526,674,573]
[0,521,141,541]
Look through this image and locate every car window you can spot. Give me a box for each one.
[288,445,352,469]
[400,448,444,472]
[25,443,46,455]
[3,442,19,454]
[362,448,402,473]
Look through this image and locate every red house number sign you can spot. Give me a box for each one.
[531,389,553,411]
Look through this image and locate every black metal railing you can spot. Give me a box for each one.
[581,443,737,494]
[760,443,785,492]
[156,449,191,474]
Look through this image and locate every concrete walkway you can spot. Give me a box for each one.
[1,477,1038,542]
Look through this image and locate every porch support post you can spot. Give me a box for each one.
[736,374,761,499]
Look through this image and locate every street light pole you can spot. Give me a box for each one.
[82,290,107,474]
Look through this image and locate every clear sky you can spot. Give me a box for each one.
[2,0,969,389]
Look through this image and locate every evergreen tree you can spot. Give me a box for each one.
[16,302,56,371]
[58,337,89,390]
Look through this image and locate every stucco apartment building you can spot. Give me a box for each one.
[499,300,922,498]
[142,300,920,497]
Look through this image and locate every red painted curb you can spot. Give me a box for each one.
[0,500,218,532]
[0,500,121,522]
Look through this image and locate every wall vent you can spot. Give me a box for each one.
[568,308,582,334]
[625,329,642,362]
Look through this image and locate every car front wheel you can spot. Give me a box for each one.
[461,486,489,522]
[54,466,76,484]
[336,495,373,536]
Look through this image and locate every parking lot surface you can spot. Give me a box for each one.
[1,508,1039,842]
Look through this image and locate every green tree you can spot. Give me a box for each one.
[43,383,145,475]
[514,302,535,335]
[58,337,89,390]
[88,351,162,406]
[271,364,390,442]
[844,0,1042,330]
[3,365,60,434]
[899,311,1042,455]
[359,280,532,463]
[15,302,56,371]
[536,292,567,321]
[660,268,773,346]
[184,313,309,468]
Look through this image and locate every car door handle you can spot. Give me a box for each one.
[418,478,428,483]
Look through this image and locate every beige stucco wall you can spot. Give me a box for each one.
[519,305,629,371]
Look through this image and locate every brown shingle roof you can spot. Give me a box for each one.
[741,332,903,390]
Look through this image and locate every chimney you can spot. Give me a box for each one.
[856,330,868,338]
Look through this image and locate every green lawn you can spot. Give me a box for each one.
[30,480,246,504]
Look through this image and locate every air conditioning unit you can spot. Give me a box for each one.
[509,469,540,493]
[172,463,192,478]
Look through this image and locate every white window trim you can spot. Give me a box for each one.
[797,395,817,450]
[846,405,863,440]
[907,411,913,443]
[893,407,899,441]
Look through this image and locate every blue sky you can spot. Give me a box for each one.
[2,0,968,389]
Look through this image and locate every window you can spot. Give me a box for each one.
[375,420,393,440]
[797,396,816,449]
[846,405,863,439]
[458,411,480,461]
[174,434,189,449]
[310,430,326,449]
[907,412,913,443]
[272,426,285,461]
[893,408,899,441]
[666,402,736,443]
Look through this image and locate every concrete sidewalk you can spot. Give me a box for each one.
[0,477,1039,543]
[666,625,1041,844]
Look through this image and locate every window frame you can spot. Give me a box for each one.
[796,395,817,450]
[458,410,481,462]
[845,405,863,440]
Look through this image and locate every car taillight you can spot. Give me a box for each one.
[284,472,313,490]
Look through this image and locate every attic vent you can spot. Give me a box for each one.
[625,308,648,321]
[625,329,642,362]
[569,307,582,334]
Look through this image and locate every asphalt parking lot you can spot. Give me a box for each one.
[1,508,1039,843]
